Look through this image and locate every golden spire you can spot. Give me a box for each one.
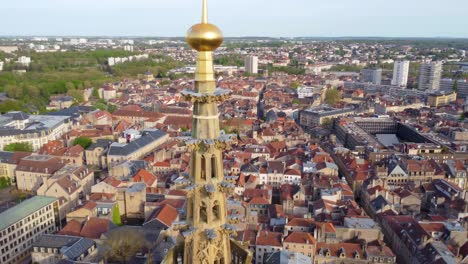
[202,0,208,24]
[186,0,223,52]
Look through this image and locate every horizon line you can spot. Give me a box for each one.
[1,35,468,40]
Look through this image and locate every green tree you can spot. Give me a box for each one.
[73,137,93,149]
[453,80,459,92]
[0,177,11,189]
[65,82,75,91]
[325,88,341,105]
[291,82,300,89]
[92,88,100,99]
[67,89,84,103]
[112,204,122,226]
[4,142,33,152]
[322,118,332,126]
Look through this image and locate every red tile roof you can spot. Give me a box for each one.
[284,232,316,244]
[59,220,83,237]
[133,169,157,186]
[80,217,111,239]
[256,231,283,247]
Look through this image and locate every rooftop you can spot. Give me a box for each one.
[0,196,57,231]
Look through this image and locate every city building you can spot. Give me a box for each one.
[245,55,259,74]
[0,196,59,264]
[418,62,442,90]
[391,60,410,87]
[361,68,382,85]
[17,56,31,66]
[299,106,355,127]
[85,139,113,168]
[107,129,169,165]
[427,91,457,107]
[15,155,67,192]
[31,234,98,264]
[0,111,72,151]
[440,78,468,99]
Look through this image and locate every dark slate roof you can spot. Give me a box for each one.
[370,195,389,211]
[151,237,177,263]
[33,234,95,261]
[4,111,30,120]
[108,129,167,156]
[0,151,13,163]
[47,106,95,120]
[240,163,259,173]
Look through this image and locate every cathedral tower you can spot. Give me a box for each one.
[163,1,252,263]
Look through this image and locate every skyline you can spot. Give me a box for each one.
[1,0,468,38]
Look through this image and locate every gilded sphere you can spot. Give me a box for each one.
[186,23,224,52]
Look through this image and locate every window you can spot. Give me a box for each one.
[201,156,206,180]
[211,156,217,179]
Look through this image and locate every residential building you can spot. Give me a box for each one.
[245,55,259,74]
[0,112,72,151]
[283,232,316,259]
[0,151,30,184]
[361,68,382,85]
[314,242,396,264]
[264,251,311,264]
[85,139,113,168]
[46,95,74,111]
[0,196,59,264]
[418,62,442,90]
[427,91,457,107]
[15,155,67,192]
[31,234,98,264]
[36,165,94,219]
[440,78,468,99]
[255,231,283,263]
[107,129,169,165]
[391,60,410,87]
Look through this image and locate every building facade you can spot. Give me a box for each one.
[0,112,72,151]
[427,91,457,107]
[391,60,410,87]
[245,55,259,74]
[361,68,382,85]
[0,196,59,264]
[418,62,442,90]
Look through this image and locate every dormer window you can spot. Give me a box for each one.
[339,247,346,258]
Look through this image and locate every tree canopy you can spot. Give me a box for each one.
[4,142,33,152]
[104,227,146,264]
[73,137,93,149]
[325,88,341,105]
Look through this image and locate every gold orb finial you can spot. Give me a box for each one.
[186,0,223,52]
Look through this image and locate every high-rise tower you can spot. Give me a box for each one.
[418,61,442,90]
[391,60,410,87]
[163,1,252,263]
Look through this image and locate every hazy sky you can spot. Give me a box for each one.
[1,0,468,37]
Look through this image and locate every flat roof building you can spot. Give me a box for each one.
[299,106,355,127]
[0,196,59,264]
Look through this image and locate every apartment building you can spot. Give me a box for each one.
[0,111,72,151]
[0,196,59,264]
[427,91,457,107]
[418,62,442,90]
